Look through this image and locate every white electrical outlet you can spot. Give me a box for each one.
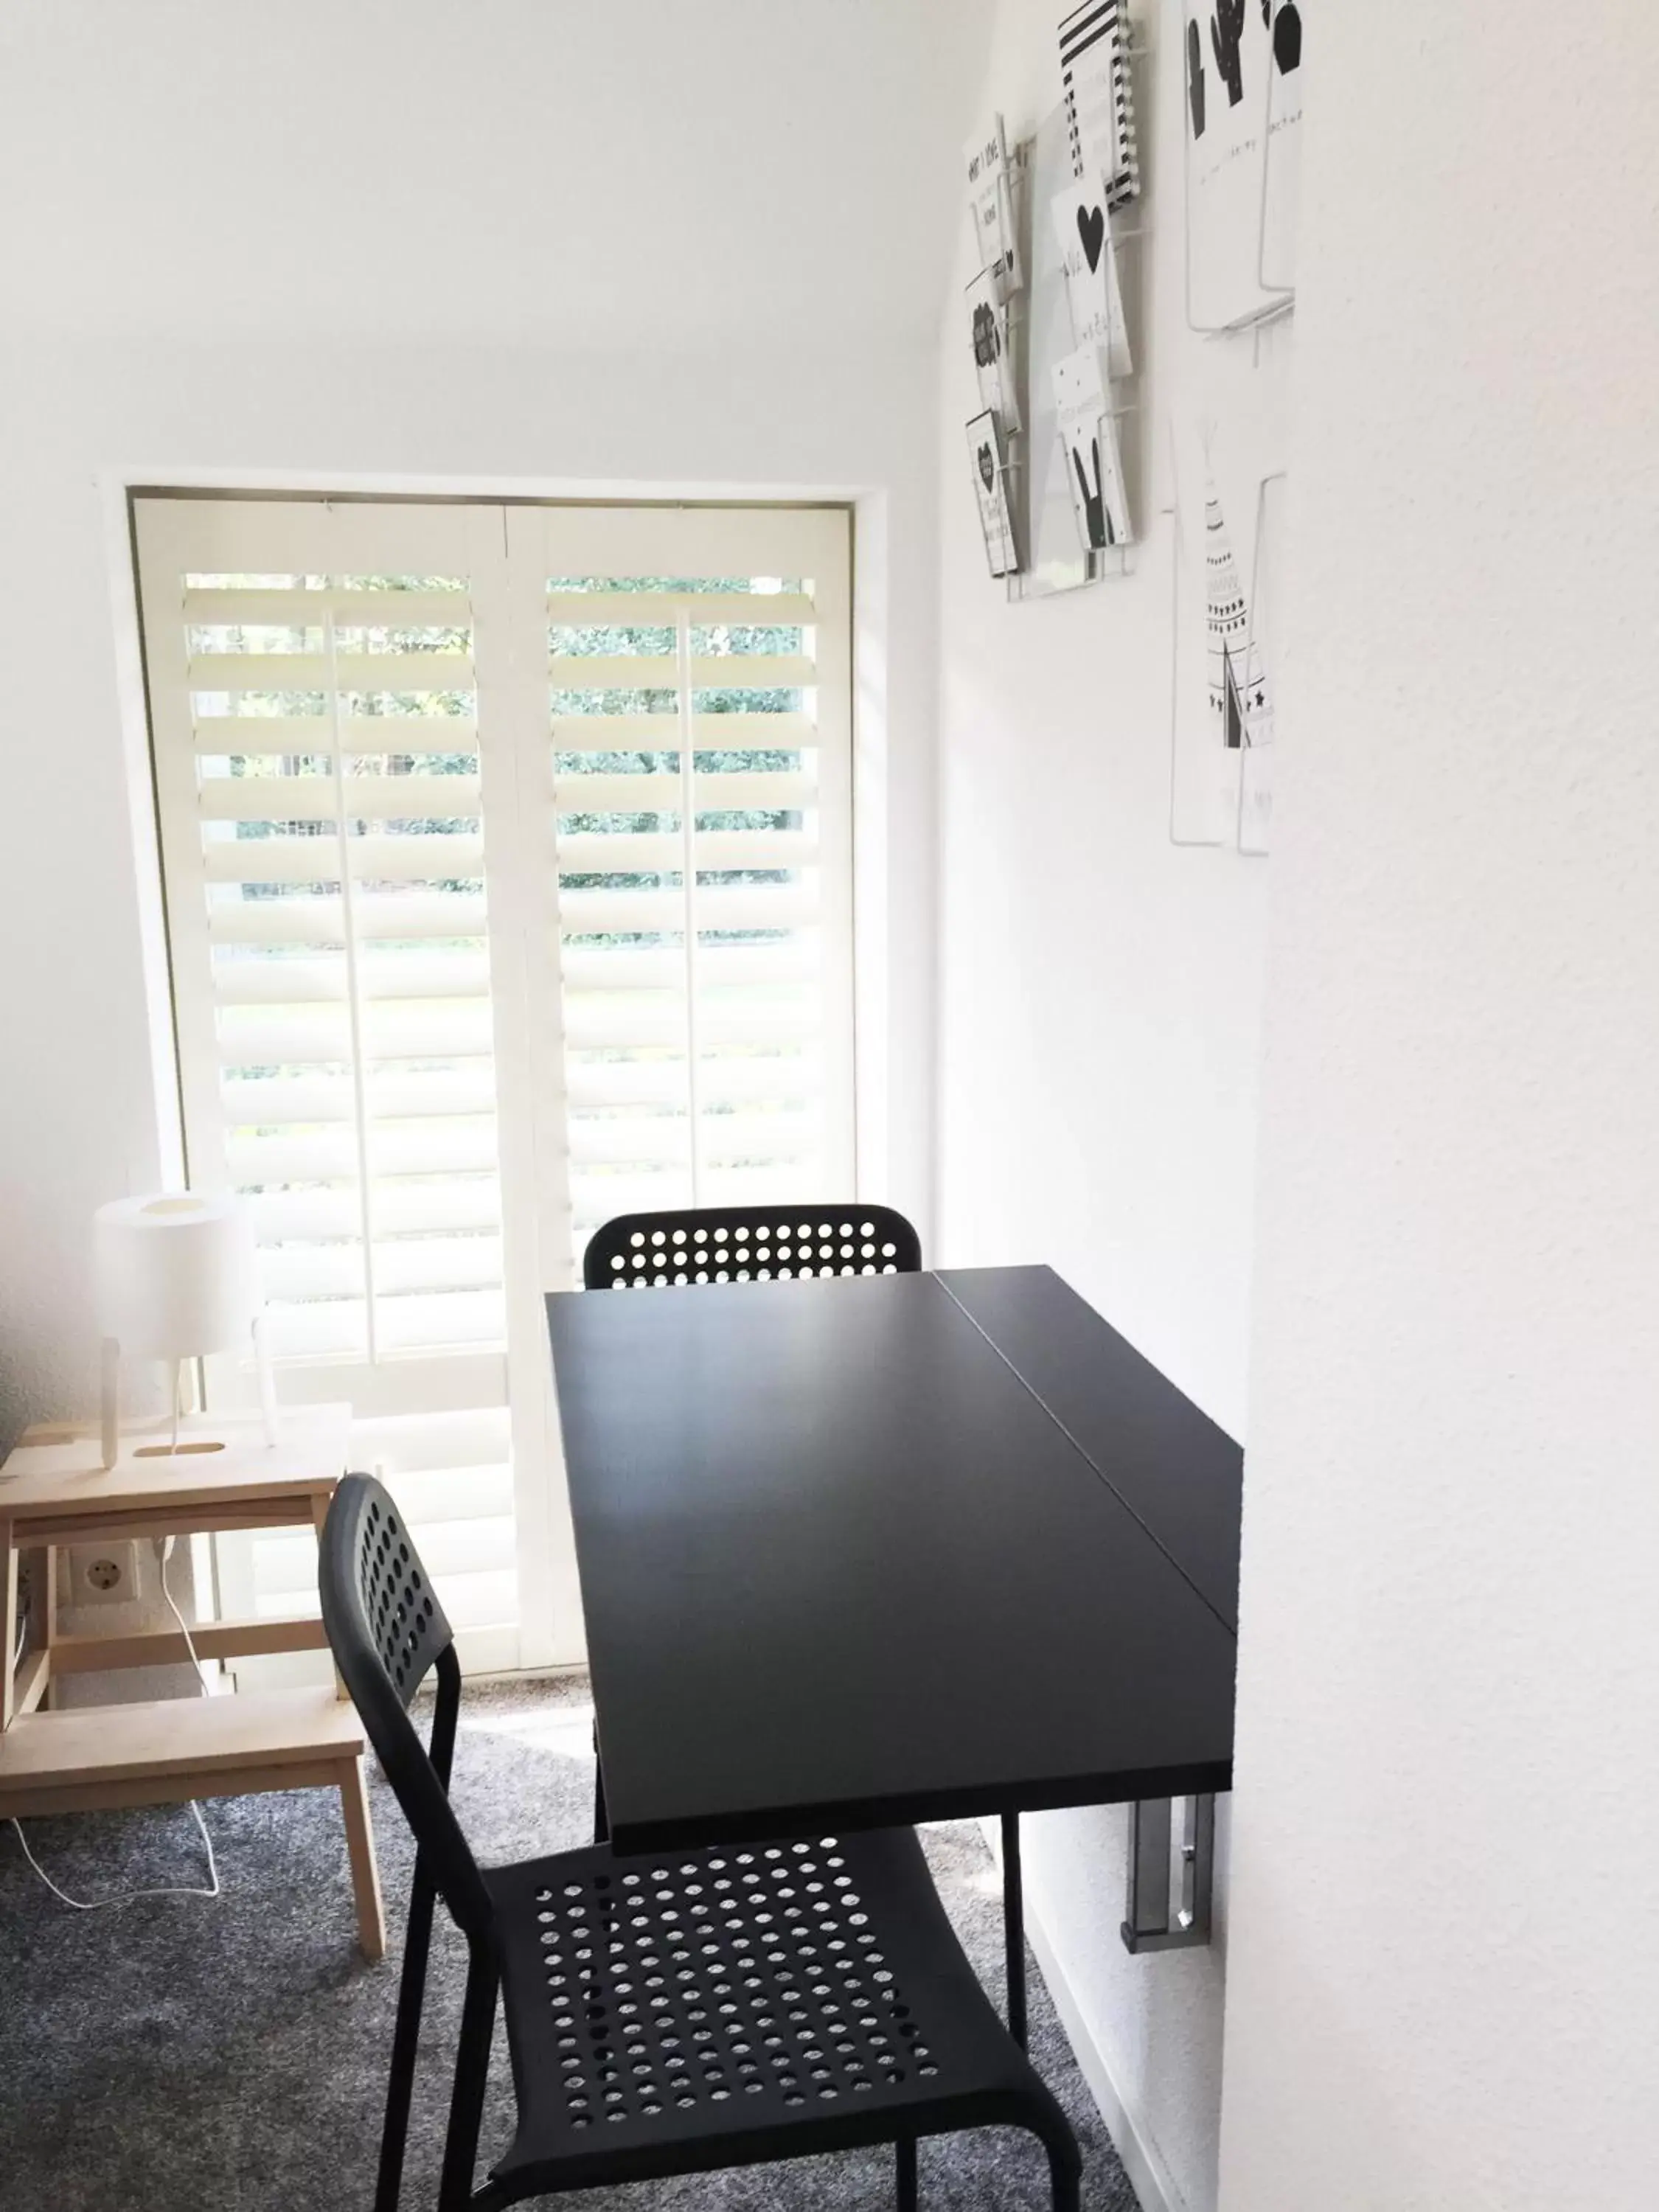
[75,1540,142,1604]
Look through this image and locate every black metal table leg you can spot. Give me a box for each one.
[1001,1809,1026,2049]
[896,2135,918,2211]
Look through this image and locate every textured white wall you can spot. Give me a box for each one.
[936,6,1269,2208]
[1220,7,1659,2209]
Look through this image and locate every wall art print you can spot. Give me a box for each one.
[1053,344,1131,552]
[1050,176,1132,378]
[1183,0,1304,326]
[1058,1,1140,209]
[965,113,1020,302]
[967,408,1020,578]
[966,265,1018,429]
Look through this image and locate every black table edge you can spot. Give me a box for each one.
[933,1270,1239,1642]
[602,1756,1235,1858]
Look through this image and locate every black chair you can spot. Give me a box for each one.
[321,1475,1081,2212]
[581,1202,923,1290]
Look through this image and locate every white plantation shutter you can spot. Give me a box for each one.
[136,498,533,1669]
[133,495,855,1667]
[524,504,854,1265]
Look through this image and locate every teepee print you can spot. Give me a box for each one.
[1204,474,1271,750]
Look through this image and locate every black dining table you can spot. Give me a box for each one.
[545,1263,1242,2043]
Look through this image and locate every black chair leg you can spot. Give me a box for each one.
[1025,2089,1083,2212]
[439,1950,499,2212]
[896,2135,918,2211]
[1001,1809,1027,2049]
[593,1750,609,1847]
[1046,2132,1082,2212]
[377,1856,437,2212]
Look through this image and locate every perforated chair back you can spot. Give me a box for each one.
[582,1203,922,1290]
[319,1472,493,1944]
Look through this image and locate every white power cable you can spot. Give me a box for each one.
[7,1535,221,1910]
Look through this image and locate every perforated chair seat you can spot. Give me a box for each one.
[484,1826,1058,2199]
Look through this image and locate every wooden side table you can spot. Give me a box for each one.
[0,1402,384,1958]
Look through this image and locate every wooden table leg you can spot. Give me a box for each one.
[13,1550,52,1720]
[339,1755,386,1962]
[312,1489,348,1698]
[33,1544,57,1711]
[1,1520,18,1731]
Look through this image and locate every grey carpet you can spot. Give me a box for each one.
[0,1677,1138,2210]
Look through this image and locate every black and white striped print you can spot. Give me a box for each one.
[1058,0,1141,210]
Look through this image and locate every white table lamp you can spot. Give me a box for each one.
[94,1192,277,1469]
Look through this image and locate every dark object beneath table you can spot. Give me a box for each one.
[546,1265,1239,1834]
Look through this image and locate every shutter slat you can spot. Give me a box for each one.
[190,653,474,692]
[353,1405,511,1473]
[215,951,491,1004]
[557,829,815,873]
[224,1069,498,1122]
[557,884,816,934]
[693,771,814,810]
[549,655,678,686]
[690,656,814,688]
[193,715,332,754]
[554,771,813,813]
[547,592,815,624]
[550,712,813,750]
[562,944,814,991]
[690,713,813,744]
[218,1001,495,1063]
[361,1002,496,1056]
[378,1289,507,1352]
[569,1113,818,1168]
[193,714,480,755]
[229,1121,497,1183]
[214,958,347,1004]
[263,1299,367,1359]
[248,1180,501,1242]
[207,892,488,943]
[252,1512,512,1595]
[185,589,470,625]
[198,774,482,822]
[257,1287,508,1360]
[198,777,334,823]
[383,1464,515,1527]
[571,1167,811,1225]
[428,1570,517,1634]
[550,655,814,689]
[562,1001,815,1049]
[566,1056,818,1109]
[263,1236,504,1302]
[552,774,679,814]
[203,832,485,883]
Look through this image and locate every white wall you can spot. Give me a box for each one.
[0,0,995,1442]
[1220,7,1659,2210]
[936,6,1270,2208]
[0,0,981,354]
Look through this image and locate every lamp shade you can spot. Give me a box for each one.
[94,1192,258,1359]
